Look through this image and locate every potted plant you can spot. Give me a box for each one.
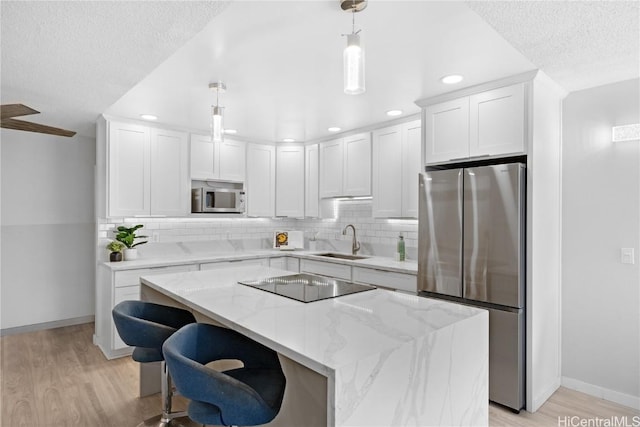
[113,224,148,261]
[106,240,125,262]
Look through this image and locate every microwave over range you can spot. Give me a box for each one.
[191,187,245,213]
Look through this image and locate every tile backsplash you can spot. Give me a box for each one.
[98,200,418,260]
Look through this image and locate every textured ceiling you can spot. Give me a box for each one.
[0,1,230,137]
[467,1,640,92]
[1,1,638,141]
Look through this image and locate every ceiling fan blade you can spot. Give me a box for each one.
[0,118,76,137]
[1,104,40,120]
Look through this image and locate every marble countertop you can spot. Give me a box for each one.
[140,265,482,375]
[103,249,418,275]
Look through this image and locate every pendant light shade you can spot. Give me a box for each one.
[209,82,226,142]
[344,33,365,95]
[342,0,367,95]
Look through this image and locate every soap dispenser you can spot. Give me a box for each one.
[396,233,405,262]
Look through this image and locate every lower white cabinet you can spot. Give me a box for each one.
[352,266,417,294]
[200,258,269,270]
[95,263,198,359]
[300,259,351,281]
[269,257,300,272]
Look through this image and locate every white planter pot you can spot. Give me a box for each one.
[123,248,138,261]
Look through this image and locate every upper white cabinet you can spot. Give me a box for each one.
[423,83,526,165]
[469,84,525,157]
[150,128,190,216]
[275,145,304,217]
[190,135,246,182]
[246,143,275,217]
[305,144,319,217]
[372,120,421,218]
[104,119,188,217]
[319,132,371,198]
[423,98,469,164]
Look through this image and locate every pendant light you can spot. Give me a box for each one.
[209,82,226,142]
[342,0,367,95]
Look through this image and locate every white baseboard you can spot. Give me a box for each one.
[562,376,640,411]
[0,315,95,337]
[530,377,562,412]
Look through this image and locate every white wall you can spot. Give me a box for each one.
[561,78,640,409]
[1,130,96,332]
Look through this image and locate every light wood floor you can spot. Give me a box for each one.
[1,323,638,426]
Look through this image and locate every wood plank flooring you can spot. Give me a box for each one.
[1,323,638,426]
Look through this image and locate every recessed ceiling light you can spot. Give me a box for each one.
[282,138,295,143]
[386,110,403,117]
[441,74,464,84]
[224,129,237,135]
[328,127,341,132]
[140,114,158,121]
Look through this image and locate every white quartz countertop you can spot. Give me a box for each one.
[140,265,482,376]
[103,249,418,275]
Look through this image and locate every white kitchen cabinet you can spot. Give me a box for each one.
[372,125,402,217]
[423,98,470,164]
[372,120,421,218]
[343,133,371,196]
[352,266,417,294]
[319,132,371,198]
[276,145,304,217]
[190,135,246,182]
[269,257,300,272]
[200,258,269,270]
[246,143,276,217]
[402,120,422,218]
[469,84,525,157]
[95,263,198,359]
[103,118,188,217]
[218,139,246,182]
[319,138,344,198]
[422,83,526,165]
[299,259,351,281]
[150,128,189,216]
[107,121,151,217]
[305,144,319,217]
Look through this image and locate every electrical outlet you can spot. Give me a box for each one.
[621,248,635,264]
[152,231,160,242]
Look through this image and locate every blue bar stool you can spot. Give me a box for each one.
[162,323,287,426]
[112,300,199,427]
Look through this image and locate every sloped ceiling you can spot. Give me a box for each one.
[1,1,638,141]
[0,1,230,138]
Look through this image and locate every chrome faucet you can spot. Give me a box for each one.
[342,224,360,255]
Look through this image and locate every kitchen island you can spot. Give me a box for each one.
[140,265,488,426]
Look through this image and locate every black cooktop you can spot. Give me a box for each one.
[238,273,375,303]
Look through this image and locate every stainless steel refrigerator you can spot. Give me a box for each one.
[418,162,525,412]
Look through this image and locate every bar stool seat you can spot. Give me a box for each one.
[112,300,199,427]
[163,323,287,426]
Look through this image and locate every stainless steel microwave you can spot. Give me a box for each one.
[191,188,245,213]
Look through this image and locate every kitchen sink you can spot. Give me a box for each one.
[315,252,369,260]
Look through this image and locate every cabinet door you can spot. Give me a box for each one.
[190,133,217,180]
[276,145,304,217]
[343,132,371,196]
[219,139,246,182]
[112,285,140,350]
[402,120,422,218]
[469,83,525,157]
[305,144,319,217]
[372,125,402,217]
[319,139,343,198]
[246,144,275,217]
[108,121,150,217]
[424,98,469,164]
[150,128,189,216]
